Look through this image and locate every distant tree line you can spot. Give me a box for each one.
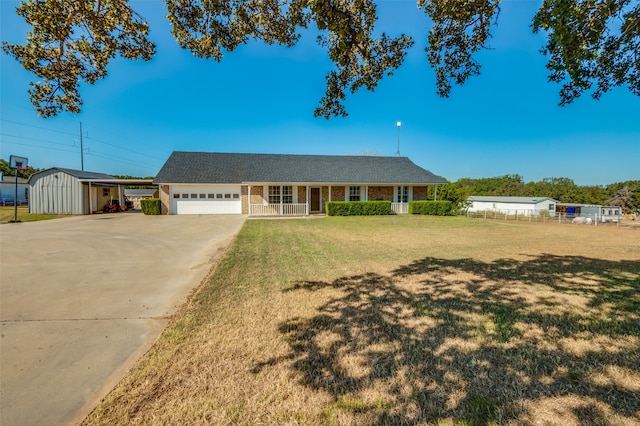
[437,175,639,214]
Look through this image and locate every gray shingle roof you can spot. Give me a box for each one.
[55,168,116,180]
[28,167,116,184]
[154,152,447,185]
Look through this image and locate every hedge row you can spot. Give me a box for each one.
[141,198,161,215]
[408,200,453,216]
[326,201,392,216]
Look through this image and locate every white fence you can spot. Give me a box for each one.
[465,209,621,225]
[391,203,409,214]
[250,203,308,216]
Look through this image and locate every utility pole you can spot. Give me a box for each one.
[79,122,84,171]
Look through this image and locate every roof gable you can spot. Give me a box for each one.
[28,167,116,183]
[154,152,447,185]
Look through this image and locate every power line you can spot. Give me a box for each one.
[1,118,163,162]
[0,132,75,147]
[84,135,165,161]
[1,139,79,154]
[0,119,77,137]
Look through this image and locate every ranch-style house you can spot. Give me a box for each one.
[153,152,447,215]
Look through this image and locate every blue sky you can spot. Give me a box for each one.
[1,0,638,185]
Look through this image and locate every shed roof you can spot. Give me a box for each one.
[468,196,559,204]
[28,168,154,185]
[154,152,447,185]
[28,167,116,183]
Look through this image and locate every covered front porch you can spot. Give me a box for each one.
[246,184,439,216]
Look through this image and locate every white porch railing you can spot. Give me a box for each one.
[391,202,409,214]
[250,203,308,216]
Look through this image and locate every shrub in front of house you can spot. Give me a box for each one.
[326,201,392,216]
[141,198,161,215]
[408,200,453,216]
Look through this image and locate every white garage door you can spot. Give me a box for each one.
[171,185,242,214]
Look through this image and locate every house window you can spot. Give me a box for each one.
[190,194,197,198]
[269,186,281,204]
[549,204,555,211]
[233,194,240,199]
[199,194,206,198]
[182,194,189,198]
[208,194,215,198]
[282,186,293,204]
[173,194,180,199]
[397,186,409,203]
[225,194,231,199]
[269,186,293,204]
[216,194,223,199]
[349,186,361,201]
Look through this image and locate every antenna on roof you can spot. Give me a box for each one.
[396,121,401,156]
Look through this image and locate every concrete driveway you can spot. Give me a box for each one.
[0,213,246,426]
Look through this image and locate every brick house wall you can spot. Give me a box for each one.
[331,186,346,201]
[241,185,249,214]
[159,185,170,214]
[297,186,306,205]
[413,186,428,201]
[368,186,394,201]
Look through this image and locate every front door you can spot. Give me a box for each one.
[310,188,320,212]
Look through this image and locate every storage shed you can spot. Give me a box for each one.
[28,168,154,215]
[467,196,558,216]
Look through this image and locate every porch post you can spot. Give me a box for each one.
[306,185,309,215]
[434,185,438,200]
[248,185,252,216]
[88,182,92,214]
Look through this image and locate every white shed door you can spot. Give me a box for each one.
[172,186,242,215]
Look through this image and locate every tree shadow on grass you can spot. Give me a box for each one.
[254,254,640,424]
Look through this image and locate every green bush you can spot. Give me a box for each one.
[141,198,161,215]
[408,200,453,216]
[326,201,392,216]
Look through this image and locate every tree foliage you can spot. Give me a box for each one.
[532,0,640,105]
[606,186,637,213]
[0,159,40,179]
[3,0,639,118]
[2,0,155,117]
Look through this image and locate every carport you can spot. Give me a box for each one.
[28,168,155,215]
[82,178,156,214]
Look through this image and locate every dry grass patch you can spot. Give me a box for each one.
[83,216,640,425]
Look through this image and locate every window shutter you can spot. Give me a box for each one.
[293,186,298,204]
[345,186,349,202]
[263,186,268,205]
[409,186,413,202]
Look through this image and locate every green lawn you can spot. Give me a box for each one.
[83,216,640,425]
[0,206,65,222]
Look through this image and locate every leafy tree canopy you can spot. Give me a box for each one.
[3,0,638,118]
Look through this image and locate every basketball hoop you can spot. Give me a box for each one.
[8,155,28,223]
